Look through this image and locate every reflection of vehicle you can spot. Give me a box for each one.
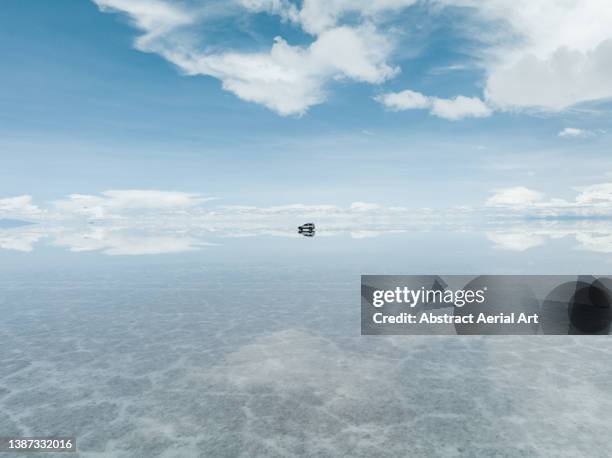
[298,223,315,237]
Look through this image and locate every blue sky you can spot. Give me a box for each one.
[1,0,612,211]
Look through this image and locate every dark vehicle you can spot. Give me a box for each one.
[298,223,315,231]
[298,223,315,236]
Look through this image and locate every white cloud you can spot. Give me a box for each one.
[486,187,544,207]
[436,0,612,112]
[574,183,612,204]
[0,229,44,252]
[376,90,492,120]
[375,89,430,110]
[53,190,210,218]
[350,229,405,238]
[95,0,399,115]
[484,223,612,254]
[407,1,612,114]
[0,191,468,255]
[241,0,418,35]
[430,95,492,120]
[14,191,438,225]
[0,195,42,219]
[486,232,546,251]
[485,41,612,111]
[10,187,612,255]
[558,128,593,138]
[575,232,612,254]
[52,227,209,255]
[100,190,207,209]
[188,25,398,116]
[350,201,381,211]
[486,182,612,218]
[95,0,193,49]
[93,0,612,116]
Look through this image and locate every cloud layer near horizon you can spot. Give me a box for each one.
[6,182,612,227]
[5,188,612,254]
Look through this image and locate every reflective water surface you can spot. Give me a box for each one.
[1,224,612,457]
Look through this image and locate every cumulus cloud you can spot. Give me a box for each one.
[375,89,432,110]
[376,89,492,120]
[53,190,210,218]
[0,190,473,255]
[51,227,210,255]
[350,229,404,238]
[388,1,612,114]
[94,0,400,115]
[11,182,612,257]
[485,41,612,111]
[485,187,544,207]
[0,229,44,252]
[360,1,612,115]
[430,96,492,120]
[350,202,381,211]
[558,128,593,138]
[435,0,612,112]
[91,0,612,117]
[191,25,397,116]
[575,232,612,254]
[4,191,442,225]
[8,187,612,254]
[574,183,612,205]
[0,195,42,219]
[92,0,612,116]
[486,183,612,218]
[241,0,419,36]
[484,221,612,253]
[486,232,546,251]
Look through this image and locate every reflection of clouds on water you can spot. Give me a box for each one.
[0,190,465,255]
[0,225,211,255]
[486,232,547,251]
[0,227,45,252]
[5,189,612,255]
[350,230,404,239]
[486,183,612,218]
[487,222,612,254]
[575,232,612,253]
[0,223,412,255]
[6,220,612,255]
[51,227,214,255]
